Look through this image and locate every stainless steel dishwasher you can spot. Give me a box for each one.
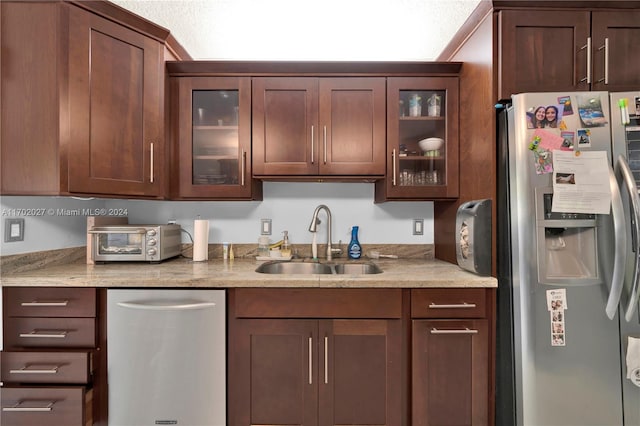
[107,289,226,426]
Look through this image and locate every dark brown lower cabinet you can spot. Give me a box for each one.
[228,288,404,426]
[412,319,489,426]
[0,387,92,426]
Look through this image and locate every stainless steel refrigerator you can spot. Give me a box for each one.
[497,91,640,426]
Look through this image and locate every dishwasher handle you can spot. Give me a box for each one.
[117,301,217,311]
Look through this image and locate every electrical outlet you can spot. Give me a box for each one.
[5,218,25,242]
[413,219,424,236]
[261,219,272,235]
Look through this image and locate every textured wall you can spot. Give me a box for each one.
[111,0,480,61]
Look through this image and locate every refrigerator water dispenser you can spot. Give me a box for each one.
[455,199,492,276]
[535,187,600,285]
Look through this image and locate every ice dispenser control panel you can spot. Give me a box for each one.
[542,193,596,221]
[535,188,600,286]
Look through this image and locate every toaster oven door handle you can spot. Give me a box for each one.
[88,228,147,234]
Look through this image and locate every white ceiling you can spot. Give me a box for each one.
[110,0,481,61]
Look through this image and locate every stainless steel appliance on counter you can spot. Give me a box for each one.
[455,198,492,276]
[497,91,640,425]
[107,289,226,426]
[89,224,181,262]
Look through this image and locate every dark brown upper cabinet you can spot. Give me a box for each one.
[169,76,261,200]
[252,77,386,179]
[499,8,640,100]
[375,77,460,201]
[0,1,185,198]
[66,6,164,198]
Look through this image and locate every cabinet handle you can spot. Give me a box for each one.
[19,330,68,339]
[311,125,315,164]
[21,300,68,307]
[2,401,55,412]
[150,142,155,183]
[580,37,592,84]
[323,126,327,164]
[431,328,478,335]
[428,302,477,309]
[324,336,329,384]
[392,149,397,186]
[10,365,60,374]
[597,38,609,84]
[241,149,246,186]
[308,337,313,385]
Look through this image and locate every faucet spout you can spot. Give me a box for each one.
[309,204,333,261]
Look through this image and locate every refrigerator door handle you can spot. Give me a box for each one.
[606,163,628,320]
[615,155,640,321]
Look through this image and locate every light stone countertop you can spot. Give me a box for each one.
[0,257,497,288]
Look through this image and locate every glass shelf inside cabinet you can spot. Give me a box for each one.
[192,90,240,186]
[398,90,446,186]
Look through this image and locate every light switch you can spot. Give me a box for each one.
[261,219,272,235]
[5,218,25,242]
[413,219,424,236]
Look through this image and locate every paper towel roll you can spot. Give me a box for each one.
[193,219,209,262]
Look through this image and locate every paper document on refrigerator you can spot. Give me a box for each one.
[551,150,611,214]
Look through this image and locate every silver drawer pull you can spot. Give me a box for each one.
[324,336,329,385]
[308,337,313,385]
[431,328,478,335]
[19,330,68,339]
[10,365,60,374]
[2,401,55,412]
[428,302,476,309]
[21,300,68,307]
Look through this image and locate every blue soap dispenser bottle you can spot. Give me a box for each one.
[348,226,362,259]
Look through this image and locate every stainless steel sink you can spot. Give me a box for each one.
[333,263,382,275]
[255,261,333,275]
[255,261,382,275]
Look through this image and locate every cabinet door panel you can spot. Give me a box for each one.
[378,76,459,200]
[252,77,318,175]
[173,76,256,199]
[319,319,402,426]
[68,7,163,197]
[229,319,318,426]
[319,78,386,175]
[499,10,591,99]
[591,11,640,91]
[412,319,489,426]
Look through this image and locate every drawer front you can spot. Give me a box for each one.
[4,288,96,318]
[233,288,403,318]
[1,386,91,426]
[1,351,91,384]
[411,289,487,318]
[4,318,96,349]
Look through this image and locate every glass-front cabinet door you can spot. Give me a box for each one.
[375,77,459,201]
[172,76,260,199]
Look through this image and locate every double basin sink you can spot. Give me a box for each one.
[256,260,382,275]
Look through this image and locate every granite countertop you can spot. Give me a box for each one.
[0,257,497,288]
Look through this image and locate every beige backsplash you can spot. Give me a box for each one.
[1,244,434,275]
[181,243,433,261]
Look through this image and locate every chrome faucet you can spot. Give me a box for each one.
[308,204,340,261]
